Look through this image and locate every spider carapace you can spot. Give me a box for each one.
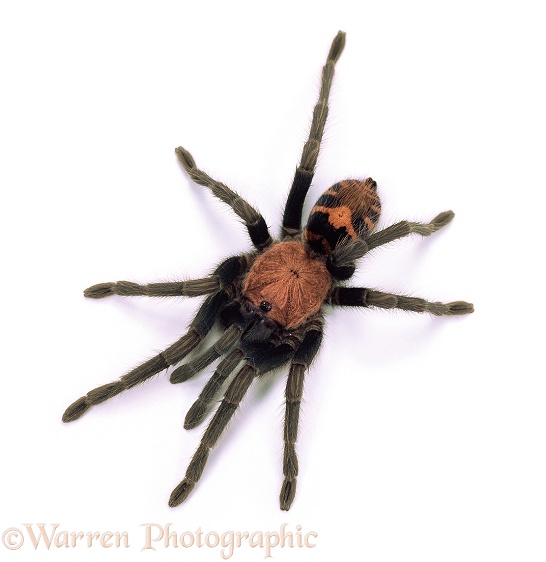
[63,31,473,511]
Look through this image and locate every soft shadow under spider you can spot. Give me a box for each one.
[64,30,473,511]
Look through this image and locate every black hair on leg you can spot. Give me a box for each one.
[328,286,474,315]
[281,31,346,236]
[175,146,272,250]
[169,324,242,384]
[170,335,305,505]
[62,291,230,422]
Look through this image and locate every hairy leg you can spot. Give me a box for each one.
[280,327,323,510]
[175,146,272,250]
[84,278,220,299]
[84,255,249,299]
[328,286,474,315]
[169,363,257,506]
[170,337,299,506]
[183,348,245,429]
[327,211,455,272]
[62,291,230,422]
[170,324,242,384]
[282,31,346,236]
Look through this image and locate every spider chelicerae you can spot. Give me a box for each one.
[63,31,473,510]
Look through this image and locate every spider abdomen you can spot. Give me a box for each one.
[242,241,330,329]
[305,178,381,254]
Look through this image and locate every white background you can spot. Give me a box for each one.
[1,1,545,560]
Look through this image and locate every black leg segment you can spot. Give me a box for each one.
[328,286,474,315]
[63,291,230,422]
[281,31,346,236]
[175,146,272,250]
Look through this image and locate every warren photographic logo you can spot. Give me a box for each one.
[2,523,317,559]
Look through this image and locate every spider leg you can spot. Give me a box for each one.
[62,291,230,422]
[328,211,455,271]
[169,324,242,384]
[280,327,323,511]
[169,362,257,506]
[84,278,220,299]
[84,255,248,299]
[183,347,244,429]
[175,146,272,250]
[169,341,296,506]
[281,31,346,237]
[328,286,474,315]
[174,300,247,423]
[366,211,456,251]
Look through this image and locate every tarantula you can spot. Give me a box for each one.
[63,31,473,510]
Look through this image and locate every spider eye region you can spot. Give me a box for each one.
[243,241,330,329]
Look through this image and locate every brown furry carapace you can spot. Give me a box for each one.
[243,241,331,328]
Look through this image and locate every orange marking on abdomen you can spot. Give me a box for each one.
[310,205,358,240]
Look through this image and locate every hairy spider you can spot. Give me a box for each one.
[63,31,473,510]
